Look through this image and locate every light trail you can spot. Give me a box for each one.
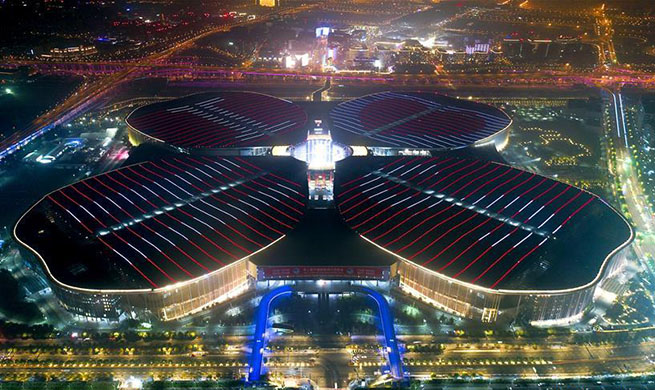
[618,92,629,148]
[610,90,629,148]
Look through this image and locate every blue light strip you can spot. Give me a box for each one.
[247,285,293,381]
[358,286,404,379]
[247,285,404,382]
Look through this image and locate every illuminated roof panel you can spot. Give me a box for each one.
[15,157,307,290]
[335,156,631,290]
[330,92,511,149]
[126,92,308,149]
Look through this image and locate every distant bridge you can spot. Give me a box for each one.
[5,61,655,88]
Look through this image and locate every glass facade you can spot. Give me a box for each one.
[395,245,629,325]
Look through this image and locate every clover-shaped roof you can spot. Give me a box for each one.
[14,92,631,293]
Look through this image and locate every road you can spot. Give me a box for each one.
[3,334,655,385]
[10,60,655,85]
[606,88,655,278]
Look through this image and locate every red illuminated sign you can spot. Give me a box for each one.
[258,266,388,280]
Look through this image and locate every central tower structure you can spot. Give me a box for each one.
[290,119,351,208]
